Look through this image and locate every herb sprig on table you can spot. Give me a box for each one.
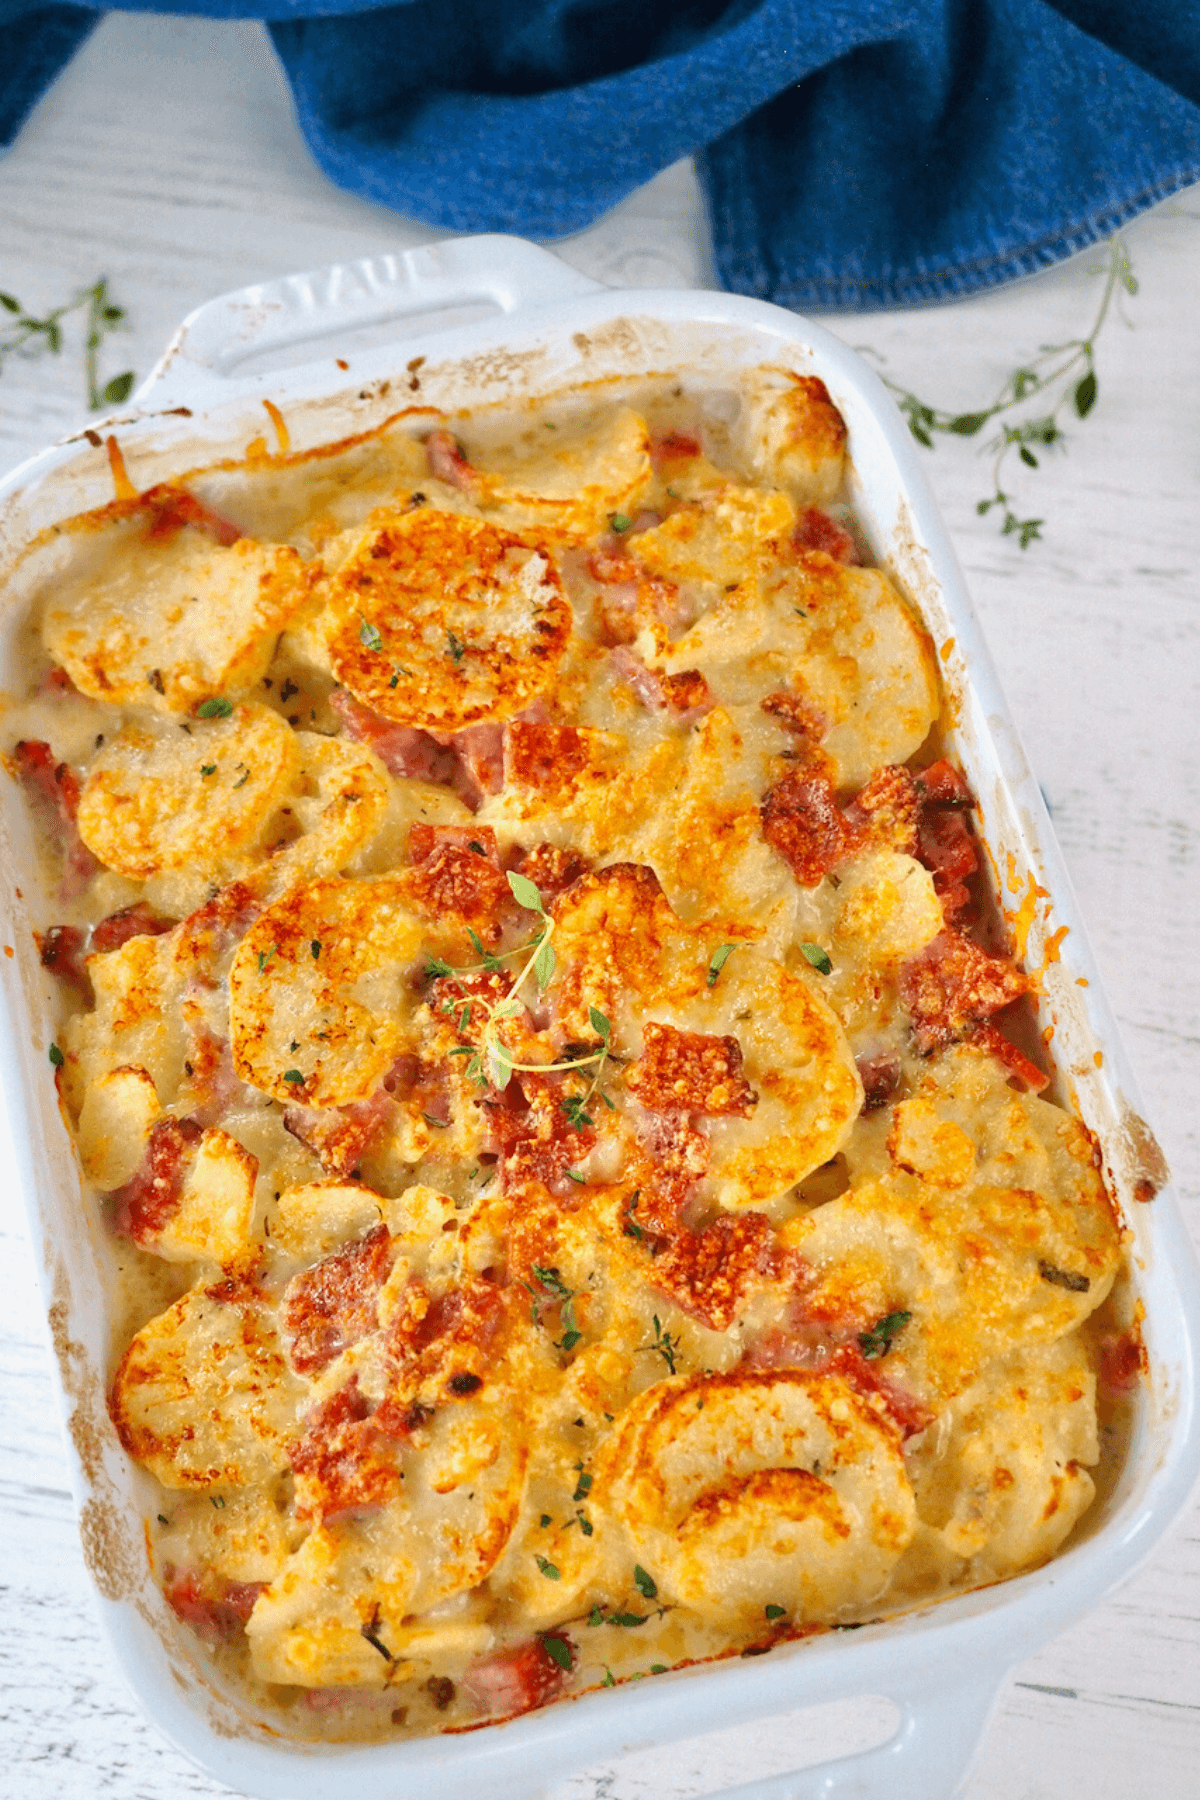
[0,276,135,410]
[869,236,1136,547]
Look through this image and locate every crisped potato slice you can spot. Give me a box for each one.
[246,1398,527,1686]
[228,876,425,1106]
[908,1338,1098,1577]
[260,731,391,888]
[833,850,944,964]
[62,928,188,1114]
[474,405,653,540]
[658,562,937,790]
[550,863,862,1205]
[632,482,795,596]
[320,508,572,730]
[43,524,309,713]
[77,702,300,878]
[110,1282,307,1489]
[737,370,848,503]
[76,1064,160,1189]
[597,1370,913,1625]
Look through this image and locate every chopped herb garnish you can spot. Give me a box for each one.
[562,1093,594,1133]
[424,954,455,978]
[446,629,466,663]
[858,1309,912,1360]
[588,1005,610,1041]
[48,1042,64,1067]
[707,943,738,988]
[535,1555,560,1580]
[541,1633,573,1671]
[421,1111,448,1129]
[650,1664,668,1675]
[573,1468,593,1502]
[200,762,217,777]
[633,1565,658,1600]
[257,945,277,973]
[358,612,383,652]
[283,1068,305,1085]
[1038,1260,1090,1293]
[526,1264,583,1354]
[577,1512,594,1536]
[765,1604,786,1621]
[196,696,233,719]
[210,1495,225,1509]
[156,1513,169,1525]
[800,941,833,975]
[610,512,633,532]
[611,1611,649,1628]
[588,1605,605,1628]
[311,940,322,959]
[602,1667,616,1686]
[233,764,251,789]
[649,1314,679,1375]
[540,1513,552,1528]
[622,1190,647,1242]
[565,1169,586,1185]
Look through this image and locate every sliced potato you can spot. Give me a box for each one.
[77,702,299,878]
[44,524,309,714]
[228,876,426,1106]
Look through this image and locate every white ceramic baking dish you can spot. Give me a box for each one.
[2,234,1197,1800]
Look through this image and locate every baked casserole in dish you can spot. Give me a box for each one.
[1,238,1195,1800]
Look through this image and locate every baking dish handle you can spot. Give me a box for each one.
[707,1673,1000,1800]
[137,236,605,407]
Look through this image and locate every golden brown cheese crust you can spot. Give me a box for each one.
[5,379,1125,1738]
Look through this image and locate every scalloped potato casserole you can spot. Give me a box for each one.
[3,370,1134,1739]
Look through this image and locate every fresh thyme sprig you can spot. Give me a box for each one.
[0,276,134,410]
[428,871,613,1097]
[870,236,1136,547]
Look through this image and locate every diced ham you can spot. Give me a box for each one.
[651,430,703,464]
[425,427,478,491]
[856,1050,901,1112]
[375,1274,507,1425]
[1098,1329,1146,1393]
[823,1343,932,1439]
[407,824,514,936]
[793,506,858,564]
[113,1118,203,1242]
[289,1376,404,1520]
[844,765,919,855]
[761,687,828,749]
[635,1110,710,1225]
[761,770,859,887]
[915,759,973,808]
[282,1224,394,1375]
[451,722,505,804]
[330,685,457,778]
[899,931,1028,1053]
[175,882,261,986]
[462,1635,572,1719]
[37,924,90,992]
[144,486,244,547]
[626,1021,757,1117]
[652,1212,774,1331]
[506,842,592,906]
[164,1566,265,1644]
[91,901,174,953]
[609,646,712,719]
[12,739,102,901]
[490,1072,596,1196]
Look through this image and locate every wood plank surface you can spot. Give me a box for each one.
[1,18,1197,1798]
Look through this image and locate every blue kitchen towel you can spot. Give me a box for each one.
[3,0,1200,310]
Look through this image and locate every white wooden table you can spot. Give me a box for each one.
[1,18,1197,1798]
